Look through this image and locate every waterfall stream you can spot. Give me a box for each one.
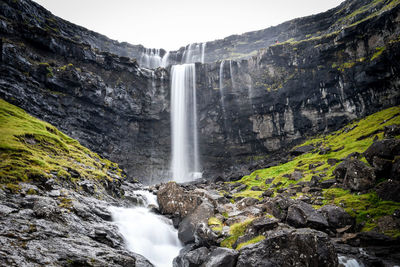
[170,63,200,182]
[111,191,182,267]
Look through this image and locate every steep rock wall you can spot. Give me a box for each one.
[1,0,400,183]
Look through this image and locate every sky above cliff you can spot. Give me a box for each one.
[33,0,344,51]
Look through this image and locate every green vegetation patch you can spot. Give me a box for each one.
[236,235,266,250]
[0,99,123,192]
[228,106,400,237]
[221,218,254,248]
[323,188,400,236]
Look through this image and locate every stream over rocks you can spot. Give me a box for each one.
[111,191,182,267]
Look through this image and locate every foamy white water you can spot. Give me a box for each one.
[338,256,364,267]
[111,191,182,267]
[139,48,163,69]
[170,63,200,182]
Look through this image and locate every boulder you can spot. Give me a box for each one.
[289,171,303,181]
[384,124,400,138]
[236,197,258,210]
[249,217,279,233]
[375,180,400,202]
[391,158,400,181]
[286,201,329,230]
[290,145,315,156]
[178,200,215,245]
[173,246,209,267]
[157,182,202,219]
[333,159,376,191]
[363,139,400,165]
[236,228,338,267]
[201,247,238,267]
[318,205,354,229]
[264,196,295,221]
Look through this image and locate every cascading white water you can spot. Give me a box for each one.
[338,256,364,267]
[201,42,206,63]
[170,63,200,182]
[182,43,207,64]
[111,191,182,267]
[219,60,227,124]
[161,51,170,68]
[139,48,163,69]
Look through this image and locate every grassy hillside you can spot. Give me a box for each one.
[0,99,123,194]
[229,106,400,237]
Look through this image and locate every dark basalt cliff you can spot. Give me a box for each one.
[1,0,400,183]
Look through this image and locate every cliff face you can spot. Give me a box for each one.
[0,0,172,184]
[1,0,400,183]
[196,3,400,179]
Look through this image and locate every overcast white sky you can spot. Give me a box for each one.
[33,0,344,51]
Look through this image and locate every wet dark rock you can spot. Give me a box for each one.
[319,205,354,230]
[286,201,329,230]
[290,145,315,156]
[384,124,400,138]
[250,186,261,191]
[264,196,295,221]
[333,158,376,191]
[364,139,400,165]
[79,180,95,194]
[289,171,303,181]
[157,182,202,219]
[236,197,258,210]
[319,147,332,155]
[340,232,399,247]
[173,246,209,267]
[249,217,279,233]
[261,189,274,198]
[391,158,400,181]
[320,179,336,189]
[376,180,400,202]
[202,247,238,267]
[178,200,215,245]
[236,228,338,266]
[264,178,274,185]
[327,158,340,166]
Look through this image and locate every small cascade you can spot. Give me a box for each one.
[170,63,201,182]
[338,256,364,267]
[229,60,236,90]
[182,43,207,64]
[139,48,163,69]
[111,191,182,267]
[219,60,227,124]
[201,42,206,63]
[161,51,170,68]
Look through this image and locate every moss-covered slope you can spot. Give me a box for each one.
[0,99,124,194]
[229,106,400,237]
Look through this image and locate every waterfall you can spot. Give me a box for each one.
[182,43,207,64]
[161,51,170,68]
[219,60,227,124]
[229,60,236,90]
[201,42,206,63]
[171,63,200,182]
[110,191,182,267]
[139,48,163,69]
[338,256,364,267]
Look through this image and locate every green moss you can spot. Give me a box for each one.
[226,106,400,237]
[221,218,254,248]
[323,188,400,237]
[0,99,123,193]
[236,235,266,250]
[371,47,386,61]
[58,197,72,209]
[208,217,222,226]
[26,188,37,195]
